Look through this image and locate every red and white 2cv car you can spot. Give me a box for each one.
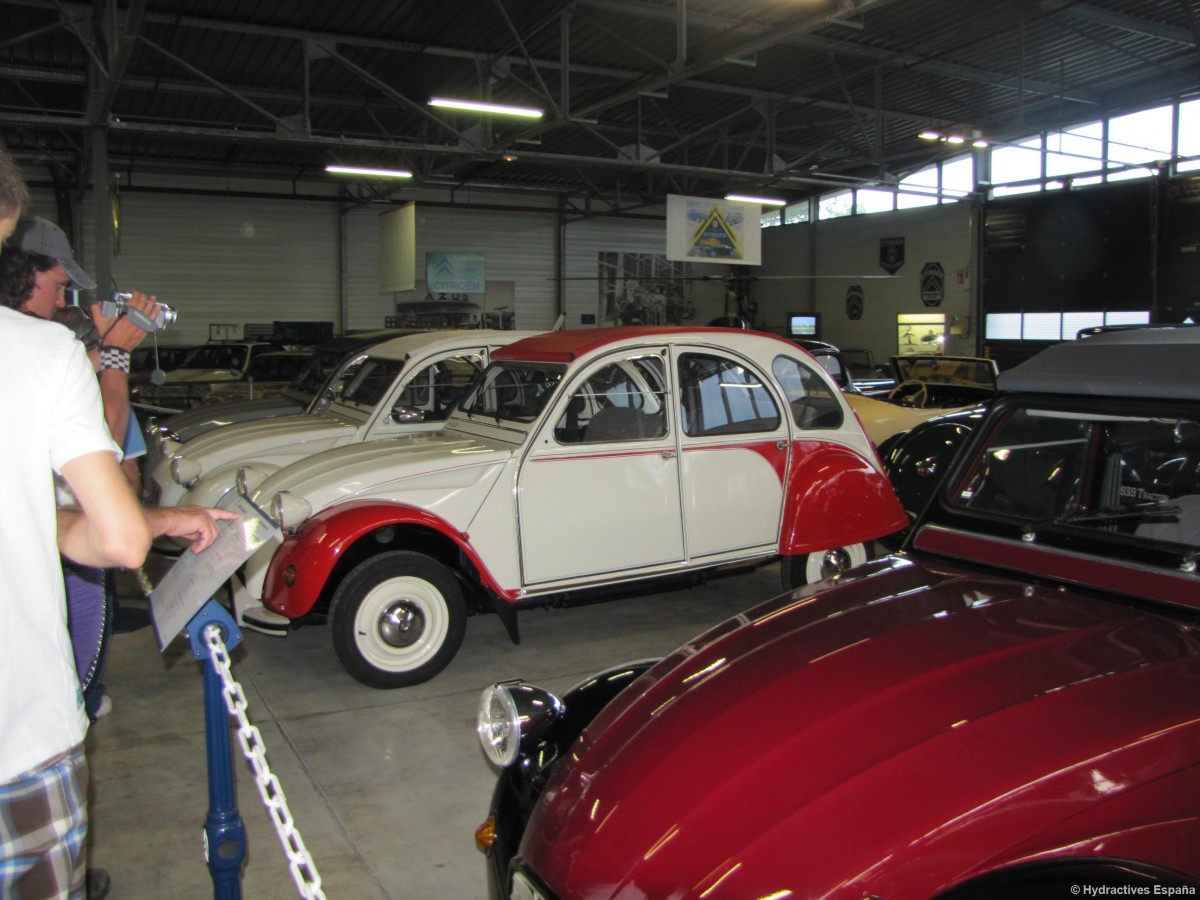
[242,326,905,687]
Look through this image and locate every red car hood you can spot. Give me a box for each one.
[520,556,1200,898]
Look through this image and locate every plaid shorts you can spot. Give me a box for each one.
[0,745,89,899]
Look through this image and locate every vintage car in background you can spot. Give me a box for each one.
[475,326,1200,899]
[845,353,996,446]
[129,343,202,387]
[141,328,423,469]
[131,339,287,412]
[236,326,906,687]
[147,330,536,511]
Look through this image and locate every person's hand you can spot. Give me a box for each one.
[90,290,160,352]
[146,505,243,553]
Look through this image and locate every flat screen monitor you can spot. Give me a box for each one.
[788,313,819,338]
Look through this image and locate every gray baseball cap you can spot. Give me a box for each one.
[15,216,97,291]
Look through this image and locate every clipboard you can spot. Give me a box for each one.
[149,493,281,652]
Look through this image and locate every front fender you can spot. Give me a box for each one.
[262,499,512,618]
[780,442,907,554]
[183,463,271,509]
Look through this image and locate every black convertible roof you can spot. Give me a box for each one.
[998,326,1200,402]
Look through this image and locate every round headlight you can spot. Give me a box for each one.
[477,682,565,768]
[478,684,521,767]
[170,455,202,487]
[236,465,269,498]
[270,491,312,532]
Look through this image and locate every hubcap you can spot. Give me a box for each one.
[817,547,852,579]
[378,601,426,649]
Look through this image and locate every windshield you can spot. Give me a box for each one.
[459,361,565,424]
[332,356,407,412]
[894,357,996,389]
[185,344,251,370]
[288,348,349,398]
[951,407,1200,557]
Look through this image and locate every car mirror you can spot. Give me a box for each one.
[391,405,426,424]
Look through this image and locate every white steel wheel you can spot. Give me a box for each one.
[780,542,868,591]
[329,551,467,689]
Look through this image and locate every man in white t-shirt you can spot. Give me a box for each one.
[0,304,238,896]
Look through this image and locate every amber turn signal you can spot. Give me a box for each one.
[475,816,496,853]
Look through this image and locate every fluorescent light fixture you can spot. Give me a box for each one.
[725,193,787,206]
[326,165,412,178]
[428,97,543,119]
[918,130,941,141]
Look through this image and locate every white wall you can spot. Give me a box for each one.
[755,202,979,360]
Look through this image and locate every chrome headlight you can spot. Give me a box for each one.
[270,491,312,532]
[170,454,202,487]
[477,681,565,767]
[235,465,270,498]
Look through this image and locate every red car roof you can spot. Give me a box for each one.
[491,326,795,363]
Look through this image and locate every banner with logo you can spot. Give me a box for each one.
[666,195,761,266]
[427,251,486,294]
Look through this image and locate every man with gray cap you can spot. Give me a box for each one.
[0,216,159,476]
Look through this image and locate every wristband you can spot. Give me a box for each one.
[99,346,132,373]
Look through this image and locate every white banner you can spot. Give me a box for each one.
[666,195,761,266]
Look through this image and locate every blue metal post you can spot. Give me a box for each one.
[186,601,246,900]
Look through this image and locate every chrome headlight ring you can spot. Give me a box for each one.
[477,681,565,768]
[170,454,202,488]
[270,491,313,533]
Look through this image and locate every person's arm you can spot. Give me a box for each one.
[89,292,159,444]
[57,449,152,569]
[144,504,241,554]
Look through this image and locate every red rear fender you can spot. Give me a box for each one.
[780,443,907,554]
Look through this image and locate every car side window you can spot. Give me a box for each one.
[772,356,844,430]
[555,356,667,443]
[394,354,483,421]
[678,353,780,437]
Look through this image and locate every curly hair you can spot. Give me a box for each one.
[0,144,29,222]
[0,248,53,310]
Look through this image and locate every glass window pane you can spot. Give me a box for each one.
[941,157,975,198]
[1181,98,1200,158]
[1108,106,1172,165]
[985,313,1022,340]
[760,210,782,228]
[1105,310,1150,326]
[818,191,854,220]
[991,136,1042,185]
[678,354,780,437]
[1063,311,1104,338]
[856,189,895,214]
[1023,313,1062,341]
[784,203,810,225]
[897,191,939,209]
[1047,122,1103,178]
[772,356,844,430]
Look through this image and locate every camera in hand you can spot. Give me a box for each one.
[101,291,178,333]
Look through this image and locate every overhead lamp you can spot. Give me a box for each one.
[428,97,544,119]
[725,193,787,206]
[326,165,413,178]
[918,128,989,149]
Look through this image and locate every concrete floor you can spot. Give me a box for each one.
[84,556,785,899]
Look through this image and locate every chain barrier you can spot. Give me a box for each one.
[203,624,327,900]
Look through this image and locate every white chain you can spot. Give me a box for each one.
[203,624,327,900]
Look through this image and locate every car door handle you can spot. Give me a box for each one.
[777,440,789,450]
[662,449,677,459]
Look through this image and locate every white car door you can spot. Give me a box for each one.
[673,347,791,560]
[518,350,685,585]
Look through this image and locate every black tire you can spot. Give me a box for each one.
[329,551,467,689]
[780,543,868,591]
